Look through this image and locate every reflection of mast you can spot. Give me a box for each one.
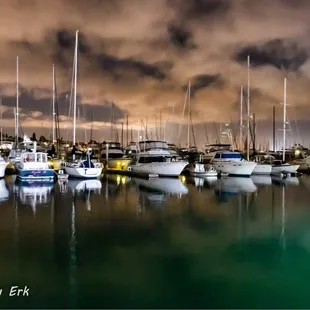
[280,185,286,249]
[69,197,77,307]
[14,187,19,272]
[86,188,91,212]
[271,185,275,233]
[238,194,243,240]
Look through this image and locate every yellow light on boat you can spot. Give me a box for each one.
[121,177,126,184]
[295,150,301,155]
[181,175,186,183]
[117,176,121,185]
[117,161,121,166]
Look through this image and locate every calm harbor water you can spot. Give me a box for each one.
[0,174,310,308]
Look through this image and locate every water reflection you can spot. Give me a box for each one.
[0,178,9,201]
[251,175,272,186]
[272,176,300,186]
[0,174,310,308]
[133,177,188,195]
[69,180,102,212]
[216,177,257,194]
[133,177,188,210]
[14,181,53,215]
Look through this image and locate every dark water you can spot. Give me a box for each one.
[0,174,310,308]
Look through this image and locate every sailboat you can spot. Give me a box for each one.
[63,30,102,179]
[271,78,299,175]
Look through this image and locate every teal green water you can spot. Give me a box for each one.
[0,174,310,308]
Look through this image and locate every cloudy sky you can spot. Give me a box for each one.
[1,0,310,148]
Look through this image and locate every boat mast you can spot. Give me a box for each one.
[239,85,243,150]
[283,77,287,162]
[273,106,276,152]
[187,80,191,148]
[16,56,19,145]
[246,55,250,161]
[126,114,128,146]
[73,30,78,147]
[52,63,56,144]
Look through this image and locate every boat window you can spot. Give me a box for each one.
[24,153,35,162]
[139,141,168,151]
[42,154,47,162]
[214,153,221,159]
[36,153,41,162]
[101,153,123,159]
[138,156,168,163]
[221,153,242,159]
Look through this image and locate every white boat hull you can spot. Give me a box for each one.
[271,164,299,174]
[212,161,256,176]
[129,161,188,177]
[65,166,102,179]
[0,162,8,178]
[252,164,272,175]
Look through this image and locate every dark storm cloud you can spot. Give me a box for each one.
[1,87,126,123]
[168,25,196,50]
[235,39,308,71]
[169,0,231,20]
[2,0,310,144]
[183,74,222,96]
[97,54,167,80]
[53,29,167,80]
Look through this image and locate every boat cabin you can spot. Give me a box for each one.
[138,141,168,151]
[101,141,124,159]
[21,152,48,163]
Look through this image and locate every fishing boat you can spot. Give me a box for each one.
[252,155,272,175]
[128,140,188,177]
[210,151,257,176]
[64,30,102,179]
[15,146,55,182]
[0,155,8,178]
